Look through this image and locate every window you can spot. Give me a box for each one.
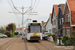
[62,18,64,23]
[54,20,56,25]
[63,29,65,36]
[52,21,53,25]
[67,28,70,36]
[68,14,70,22]
[49,29,51,33]
[60,19,61,25]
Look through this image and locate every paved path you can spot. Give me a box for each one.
[41,40,73,50]
[0,38,11,43]
[0,37,73,50]
[9,37,25,50]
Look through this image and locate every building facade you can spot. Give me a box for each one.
[45,14,53,34]
[57,4,65,36]
[51,5,58,33]
[63,0,75,37]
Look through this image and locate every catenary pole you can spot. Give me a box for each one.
[22,6,24,39]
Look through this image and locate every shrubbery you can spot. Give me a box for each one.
[72,31,75,34]
[20,33,22,35]
[11,33,15,37]
[14,32,19,35]
[48,34,53,37]
[5,31,11,37]
[62,35,75,46]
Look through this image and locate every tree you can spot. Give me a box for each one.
[6,23,16,37]
[0,26,6,33]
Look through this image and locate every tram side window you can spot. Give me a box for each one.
[28,26,30,33]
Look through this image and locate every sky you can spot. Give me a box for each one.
[0,0,66,27]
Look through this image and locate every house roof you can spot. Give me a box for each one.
[42,21,46,27]
[60,4,65,12]
[52,4,65,18]
[71,11,75,25]
[54,5,59,16]
[52,5,58,19]
[67,0,75,25]
[67,0,75,11]
[50,13,52,18]
[17,27,25,30]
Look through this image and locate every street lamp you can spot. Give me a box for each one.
[58,4,61,45]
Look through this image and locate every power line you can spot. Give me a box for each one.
[32,0,36,9]
[33,0,40,11]
[11,0,21,14]
[7,0,21,22]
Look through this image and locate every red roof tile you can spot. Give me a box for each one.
[67,0,75,25]
[42,21,46,27]
[50,13,52,18]
[17,27,25,30]
[71,11,75,25]
[54,5,59,16]
[67,0,75,11]
[60,4,65,12]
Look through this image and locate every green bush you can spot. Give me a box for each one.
[72,31,75,34]
[58,37,63,40]
[11,33,15,37]
[68,37,75,46]
[62,35,70,43]
[20,33,22,35]
[5,31,11,37]
[62,35,75,46]
[48,34,53,37]
[14,32,19,35]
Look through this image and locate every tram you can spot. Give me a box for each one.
[25,20,42,40]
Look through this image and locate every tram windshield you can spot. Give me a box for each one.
[30,25,41,33]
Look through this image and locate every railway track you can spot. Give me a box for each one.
[24,38,51,50]
[0,36,19,50]
[32,42,51,50]
[24,38,28,50]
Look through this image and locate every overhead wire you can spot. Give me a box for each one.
[11,0,21,14]
[33,0,40,11]
[7,0,21,22]
[32,0,36,9]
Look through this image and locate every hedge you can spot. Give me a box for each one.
[48,34,53,37]
[62,35,75,46]
[14,32,19,35]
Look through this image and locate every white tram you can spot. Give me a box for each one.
[25,20,42,40]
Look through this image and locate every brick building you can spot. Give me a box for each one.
[63,0,75,37]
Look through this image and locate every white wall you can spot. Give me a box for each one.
[46,16,53,34]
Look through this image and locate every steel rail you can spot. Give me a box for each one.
[6,37,19,50]
[32,42,40,50]
[39,43,51,50]
[24,38,28,50]
[0,38,9,43]
[32,41,51,50]
[0,37,16,47]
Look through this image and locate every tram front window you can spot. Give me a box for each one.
[30,25,41,33]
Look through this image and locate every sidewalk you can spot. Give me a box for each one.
[48,41,73,50]
[41,41,73,50]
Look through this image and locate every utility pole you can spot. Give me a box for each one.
[18,23,20,35]
[9,0,38,39]
[9,6,29,39]
[22,6,24,39]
